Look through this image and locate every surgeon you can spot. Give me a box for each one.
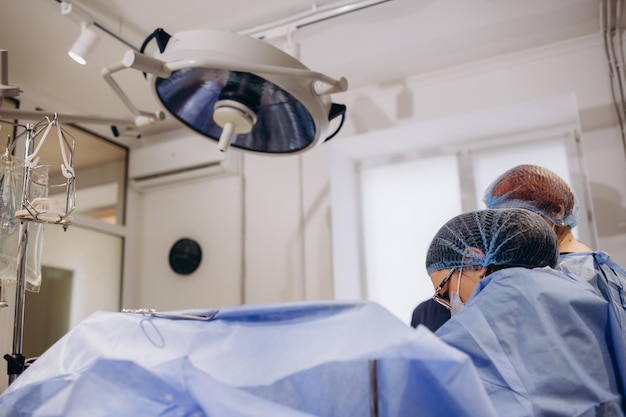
[483,164,626,338]
[415,163,626,334]
[427,208,626,416]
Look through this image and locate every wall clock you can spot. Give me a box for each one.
[168,238,202,275]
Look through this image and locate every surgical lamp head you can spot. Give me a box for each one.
[104,29,348,154]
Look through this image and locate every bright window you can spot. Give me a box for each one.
[360,154,461,323]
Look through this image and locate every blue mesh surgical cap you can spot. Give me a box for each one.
[425,208,559,275]
[482,164,579,228]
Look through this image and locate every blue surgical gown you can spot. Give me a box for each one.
[436,266,626,417]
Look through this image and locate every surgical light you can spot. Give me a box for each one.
[104,29,348,154]
[68,22,98,65]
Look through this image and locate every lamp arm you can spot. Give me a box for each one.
[101,62,166,124]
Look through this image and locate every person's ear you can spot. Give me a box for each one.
[462,247,485,265]
[460,247,489,281]
[477,266,487,279]
[464,266,487,282]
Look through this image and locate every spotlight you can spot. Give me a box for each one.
[68,22,98,65]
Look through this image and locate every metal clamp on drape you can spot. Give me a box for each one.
[121,308,219,321]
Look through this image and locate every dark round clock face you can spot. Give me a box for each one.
[168,238,202,275]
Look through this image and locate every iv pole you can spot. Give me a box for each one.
[4,124,33,384]
[2,112,83,384]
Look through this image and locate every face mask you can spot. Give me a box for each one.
[450,269,464,316]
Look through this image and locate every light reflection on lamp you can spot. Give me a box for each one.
[68,22,98,65]
[103,29,348,154]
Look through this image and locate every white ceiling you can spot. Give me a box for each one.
[0,0,603,150]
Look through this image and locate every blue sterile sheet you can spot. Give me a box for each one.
[0,300,496,417]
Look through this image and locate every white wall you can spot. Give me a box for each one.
[134,174,243,310]
[41,225,123,327]
[130,148,336,311]
[124,34,626,312]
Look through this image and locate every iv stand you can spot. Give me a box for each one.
[4,123,34,384]
[3,117,77,384]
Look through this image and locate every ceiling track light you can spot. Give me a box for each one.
[103,29,349,155]
[60,1,140,65]
[68,21,98,65]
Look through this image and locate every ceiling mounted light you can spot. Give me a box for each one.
[103,29,348,154]
[68,22,98,65]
